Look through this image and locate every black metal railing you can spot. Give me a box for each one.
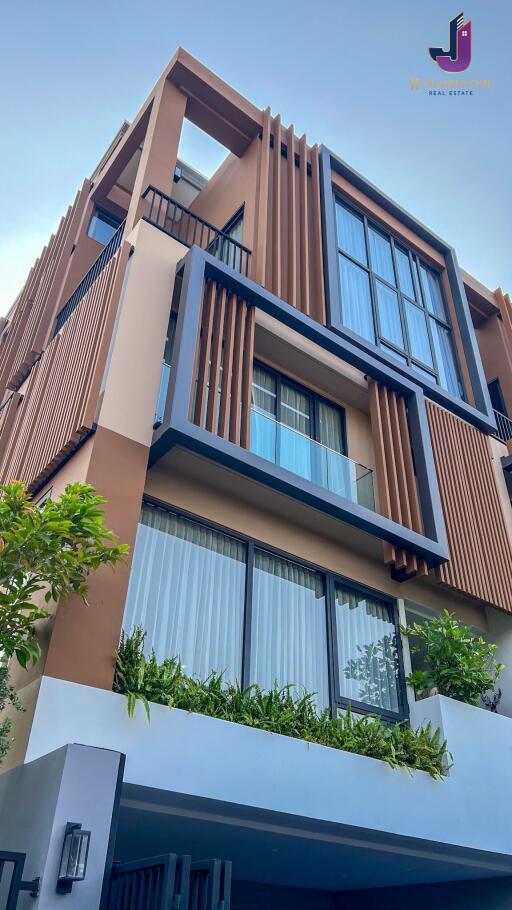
[54,220,125,335]
[107,854,232,910]
[189,859,232,910]
[493,408,512,444]
[143,186,251,276]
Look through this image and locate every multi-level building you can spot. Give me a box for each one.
[1,49,512,909]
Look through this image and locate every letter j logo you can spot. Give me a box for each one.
[429,12,472,73]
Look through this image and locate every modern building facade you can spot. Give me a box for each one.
[1,49,512,908]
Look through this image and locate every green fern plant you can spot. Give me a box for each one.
[113,628,450,779]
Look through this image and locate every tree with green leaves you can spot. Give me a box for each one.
[0,481,128,762]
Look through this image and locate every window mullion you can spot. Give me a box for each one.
[326,573,339,717]
[241,540,255,690]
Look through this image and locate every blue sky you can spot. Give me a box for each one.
[0,0,509,312]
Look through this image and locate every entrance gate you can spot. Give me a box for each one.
[107,854,231,910]
[0,851,39,910]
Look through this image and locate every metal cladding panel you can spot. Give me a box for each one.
[427,399,512,611]
[0,243,129,492]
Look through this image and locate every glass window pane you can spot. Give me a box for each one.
[318,400,344,454]
[336,203,367,264]
[404,301,434,367]
[339,255,375,343]
[251,550,329,711]
[124,505,246,683]
[381,344,408,365]
[395,246,415,299]
[87,209,120,245]
[430,319,463,398]
[375,281,403,348]
[411,363,437,384]
[281,383,311,436]
[335,583,400,713]
[420,265,447,319]
[368,227,395,285]
[252,365,276,416]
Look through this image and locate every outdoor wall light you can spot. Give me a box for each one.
[56,823,91,894]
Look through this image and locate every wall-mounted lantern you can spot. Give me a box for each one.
[56,823,91,894]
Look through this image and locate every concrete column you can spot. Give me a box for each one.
[0,744,123,910]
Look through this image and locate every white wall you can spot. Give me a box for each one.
[0,743,122,910]
[22,677,512,865]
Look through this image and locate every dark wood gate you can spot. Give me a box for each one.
[107,854,231,910]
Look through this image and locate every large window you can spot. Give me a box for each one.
[335,199,464,399]
[123,502,407,719]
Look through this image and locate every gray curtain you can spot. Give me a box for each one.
[251,550,329,710]
[123,505,246,683]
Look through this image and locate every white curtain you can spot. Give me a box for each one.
[335,583,400,713]
[123,505,246,682]
[250,550,329,710]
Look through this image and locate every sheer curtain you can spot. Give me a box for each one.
[368,227,395,285]
[317,399,352,500]
[250,550,329,710]
[334,583,400,713]
[430,319,462,398]
[338,255,375,343]
[336,203,367,264]
[123,504,246,683]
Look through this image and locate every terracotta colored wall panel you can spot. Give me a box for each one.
[0,243,129,492]
[368,379,428,578]
[252,116,326,323]
[427,399,512,611]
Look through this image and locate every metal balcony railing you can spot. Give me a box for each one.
[493,408,512,444]
[54,220,125,335]
[142,186,252,276]
[250,407,376,510]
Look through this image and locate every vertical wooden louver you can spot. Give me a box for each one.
[0,243,129,492]
[368,379,428,578]
[252,113,326,324]
[0,180,92,398]
[193,278,255,448]
[427,400,512,611]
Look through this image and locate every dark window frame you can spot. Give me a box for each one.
[252,360,348,457]
[140,495,409,722]
[334,196,464,399]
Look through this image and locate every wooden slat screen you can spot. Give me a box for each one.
[0,243,129,492]
[0,180,91,397]
[368,379,428,578]
[192,278,255,448]
[252,114,326,324]
[427,399,512,611]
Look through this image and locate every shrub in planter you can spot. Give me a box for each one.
[114,628,450,779]
[401,610,504,706]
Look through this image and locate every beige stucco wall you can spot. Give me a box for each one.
[97,219,187,447]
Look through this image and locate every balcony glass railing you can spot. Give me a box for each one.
[154,362,171,427]
[250,408,375,510]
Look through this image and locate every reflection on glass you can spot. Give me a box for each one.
[368,227,395,285]
[376,280,403,348]
[339,255,375,343]
[335,582,400,712]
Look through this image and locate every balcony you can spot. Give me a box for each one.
[250,407,375,510]
[493,408,512,444]
[143,186,252,276]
